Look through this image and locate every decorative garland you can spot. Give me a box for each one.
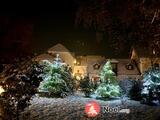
[125,63,134,70]
[93,63,101,70]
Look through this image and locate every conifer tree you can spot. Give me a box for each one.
[94,60,121,98]
[141,67,160,105]
[39,54,74,97]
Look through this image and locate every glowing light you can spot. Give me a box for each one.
[74,59,77,64]
[75,75,81,80]
[0,86,4,94]
[153,49,156,55]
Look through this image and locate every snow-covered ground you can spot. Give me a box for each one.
[20,95,160,120]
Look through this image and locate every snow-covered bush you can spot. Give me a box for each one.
[129,80,142,100]
[0,59,43,120]
[79,76,97,97]
[118,79,135,96]
[141,66,160,105]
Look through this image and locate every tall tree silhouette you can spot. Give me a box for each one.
[75,0,160,56]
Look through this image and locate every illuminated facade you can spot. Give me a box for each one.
[34,44,142,80]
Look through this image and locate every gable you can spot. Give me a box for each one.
[48,43,70,53]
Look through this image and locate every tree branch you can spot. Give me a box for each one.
[151,10,157,24]
[151,9,159,24]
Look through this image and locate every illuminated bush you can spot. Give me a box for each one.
[141,66,160,105]
[94,60,121,99]
[39,55,74,98]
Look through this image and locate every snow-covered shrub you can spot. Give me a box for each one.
[118,79,135,96]
[79,76,97,97]
[141,66,160,105]
[0,59,43,120]
[129,80,142,100]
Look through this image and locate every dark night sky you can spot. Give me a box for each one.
[0,0,130,61]
[0,1,97,54]
[32,4,97,54]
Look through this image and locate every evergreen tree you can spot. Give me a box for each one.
[39,54,74,97]
[94,60,121,98]
[141,66,160,105]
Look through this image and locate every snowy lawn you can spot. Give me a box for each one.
[20,95,160,120]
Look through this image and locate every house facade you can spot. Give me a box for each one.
[73,56,141,80]
[34,43,141,80]
[131,45,160,74]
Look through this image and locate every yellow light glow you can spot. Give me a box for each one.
[74,59,77,64]
[75,75,81,80]
[0,86,4,94]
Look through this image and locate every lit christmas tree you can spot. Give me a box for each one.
[94,60,121,98]
[39,54,74,97]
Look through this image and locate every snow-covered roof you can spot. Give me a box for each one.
[33,54,54,62]
[48,43,70,53]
